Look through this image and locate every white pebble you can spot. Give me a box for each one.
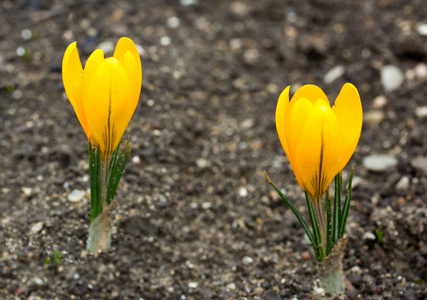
[226,283,236,290]
[68,189,86,202]
[363,232,376,241]
[415,106,427,118]
[196,158,208,168]
[364,110,385,125]
[132,155,141,165]
[395,176,410,191]
[323,65,345,84]
[21,29,32,40]
[239,187,248,197]
[380,65,404,92]
[363,154,398,172]
[30,222,44,233]
[180,0,197,5]
[414,63,427,79]
[417,24,427,36]
[188,282,198,288]
[22,187,33,196]
[372,95,387,108]
[167,16,180,28]
[243,256,253,264]
[160,36,171,46]
[96,41,114,54]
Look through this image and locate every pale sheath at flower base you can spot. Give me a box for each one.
[62,37,142,156]
[276,83,362,199]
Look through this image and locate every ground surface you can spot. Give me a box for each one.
[1,0,427,299]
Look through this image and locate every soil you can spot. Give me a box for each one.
[1,0,427,299]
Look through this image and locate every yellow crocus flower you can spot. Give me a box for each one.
[276,83,362,199]
[62,37,142,156]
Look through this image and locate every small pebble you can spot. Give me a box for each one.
[32,277,43,285]
[238,187,248,197]
[363,232,376,241]
[364,110,385,125]
[363,154,398,172]
[132,155,141,166]
[167,17,180,28]
[301,251,310,261]
[417,24,427,36]
[96,41,114,54]
[313,287,325,296]
[372,95,387,108]
[415,107,427,118]
[243,256,253,264]
[160,36,171,46]
[395,176,410,190]
[30,222,43,233]
[323,65,345,84]
[414,63,427,79]
[411,156,427,174]
[68,189,85,202]
[226,283,236,290]
[22,187,33,196]
[188,282,198,288]
[196,158,209,168]
[180,0,197,6]
[380,65,403,92]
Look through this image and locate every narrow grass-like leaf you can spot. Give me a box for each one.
[305,191,323,262]
[325,189,332,256]
[110,142,131,199]
[339,165,354,238]
[264,172,316,252]
[332,172,342,243]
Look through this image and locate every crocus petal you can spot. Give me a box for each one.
[113,37,142,111]
[293,100,343,198]
[332,83,363,171]
[276,86,291,159]
[289,84,329,106]
[83,58,132,154]
[62,42,90,138]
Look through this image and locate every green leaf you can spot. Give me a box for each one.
[332,172,342,243]
[305,191,323,262]
[264,171,319,260]
[339,165,354,238]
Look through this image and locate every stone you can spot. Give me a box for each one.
[239,187,248,197]
[363,232,376,241]
[380,65,404,92]
[324,65,345,84]
[372,95,387,108]
[411,156,427,174]
[363,154,398,172]
[395,176,410,190]
[30,222,43,233]
[364,110,385,125]
[68,189,85,202]
[415,107,427,118]
[96,41,114,54]
[417,24,427,36]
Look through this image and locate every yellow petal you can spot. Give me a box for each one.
[275,86,291,159]
[62,42,90,138]
[83,57,132,155]
[332,83,363,171]
[290,84,329,106]
[293,100,343,198]
[113,37,142,111]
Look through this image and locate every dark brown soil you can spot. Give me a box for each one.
[1,0,427,299]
